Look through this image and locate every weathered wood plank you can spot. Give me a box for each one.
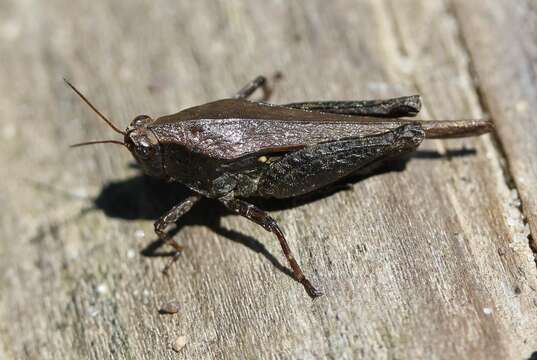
[452,0,537,256]
[0,1,536,359]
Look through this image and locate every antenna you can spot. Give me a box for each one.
[70,140,127,148]
[64,78,125,135]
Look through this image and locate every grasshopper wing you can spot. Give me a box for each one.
[150,98,406,160]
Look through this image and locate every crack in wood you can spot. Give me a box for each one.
[448,2,537,268]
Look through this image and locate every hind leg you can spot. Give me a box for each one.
[257,124,425,198]
[283,95,421,118]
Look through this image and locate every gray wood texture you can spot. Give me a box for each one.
[1,1,536,359]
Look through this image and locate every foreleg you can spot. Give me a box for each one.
[154,193,202,274]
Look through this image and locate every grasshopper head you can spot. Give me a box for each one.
[65,79,165,178]
[124,115,164,177]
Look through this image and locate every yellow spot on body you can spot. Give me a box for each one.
[258,156,268,163]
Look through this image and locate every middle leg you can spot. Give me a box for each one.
[233,75,270,100]
[219,195,322,298]
[233,73,282,101]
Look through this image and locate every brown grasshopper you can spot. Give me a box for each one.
[67,75,492,298]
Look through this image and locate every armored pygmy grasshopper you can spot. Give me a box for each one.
[66,75,492,298]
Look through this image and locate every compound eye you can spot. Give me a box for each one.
[132,115,151,128]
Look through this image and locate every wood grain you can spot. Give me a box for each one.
[1,1,536,359]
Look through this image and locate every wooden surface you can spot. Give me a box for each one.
[1,1,537,359]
